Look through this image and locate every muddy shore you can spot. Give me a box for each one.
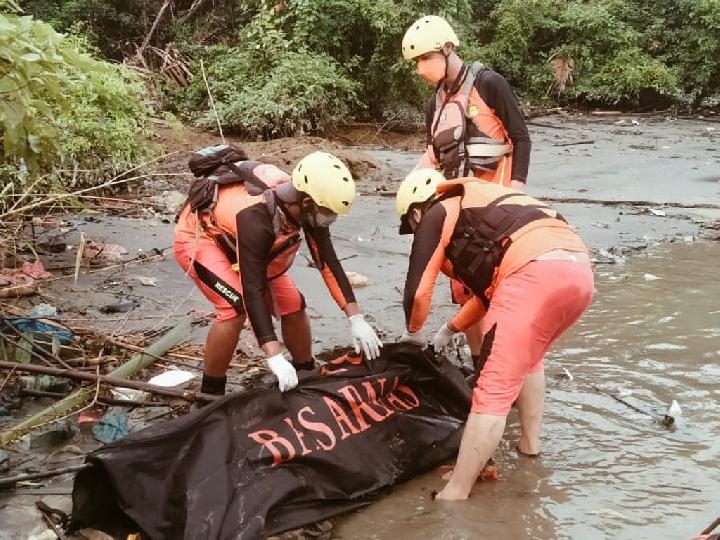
[1,114,719,539]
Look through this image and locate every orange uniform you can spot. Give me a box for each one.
[174,163,355,346]
[416,63,531,187]
[403,179,594,415]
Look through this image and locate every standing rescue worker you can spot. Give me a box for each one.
[174,148,382,396]
[402,15,533,366]
[401,15,531,191]
[397,169,594,500]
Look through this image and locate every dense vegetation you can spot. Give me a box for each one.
[0,0,153,211]
[1,0,719,206]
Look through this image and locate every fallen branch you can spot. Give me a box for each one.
[138,0,171,55]
[0,359,217,403]
[553,139,595,147]
[0,463,90,489]
[21,388,171,408]
[538,196,720,210]
[0,317,196,447]
[0,152,181,221]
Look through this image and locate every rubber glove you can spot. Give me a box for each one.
[349,314,383,359]
[399,329,428,349]
[265,353,298,392]
[431,323,456,352]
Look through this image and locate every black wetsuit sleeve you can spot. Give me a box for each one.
[475,71,531,183]
[403,202,447,331]
[425,96,436,146]
[304,225,356,308]
[236,204,277,345]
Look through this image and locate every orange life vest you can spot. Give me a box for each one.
[437,179,568,307]
[431,63,513,185]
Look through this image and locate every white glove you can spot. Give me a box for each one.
[431,323,456,352]
[349,314,383,359]
[265,353,298,392]
[398,330,428,349]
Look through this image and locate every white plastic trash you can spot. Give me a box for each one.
[148,370,196,388]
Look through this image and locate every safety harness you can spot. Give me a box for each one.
[431,62,512,179]
[445,192,566,307]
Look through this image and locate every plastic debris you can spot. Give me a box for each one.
[21,375,73,394]
[111,387,149,402]
[563,368,574,381]
[346,271,369,288]
[643,273,662,281]
[137,276,159,287]
[148,369,195,388]
[6,303,74,346]
[648,208,666,217]
[92,414,130,444]
[668,400,682,418]
[84,241,129,263]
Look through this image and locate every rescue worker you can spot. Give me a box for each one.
[174,149,382,396]
[402,15,530,189]
[402,15,533,367]
[397,169,594,500]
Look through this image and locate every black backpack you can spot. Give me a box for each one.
[185,144,270,214]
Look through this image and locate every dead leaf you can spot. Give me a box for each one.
[550,55,575,92]
[83,241,129,263]
[0,281,38,298]
[21,260,51,280]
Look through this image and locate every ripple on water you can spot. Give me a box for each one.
[335,241,720,540]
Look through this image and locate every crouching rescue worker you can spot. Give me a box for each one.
[174,146,382,396]
[397,169,594,500]
[402,15,532,370]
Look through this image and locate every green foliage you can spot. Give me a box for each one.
[0,10,153,210]
[16,0,720,147]
[474,0,679,106]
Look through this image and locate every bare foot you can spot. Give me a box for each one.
[434,485,469,501]
[517,437,540,456]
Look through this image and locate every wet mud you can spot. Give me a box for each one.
[1,116,719,539]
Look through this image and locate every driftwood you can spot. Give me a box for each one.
[0,360,218,404]
[553,139,595,147]
[0,464,90,489]
[0,317,196,447]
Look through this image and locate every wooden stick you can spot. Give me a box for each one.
[0,463,90,488]
[553,139,595,147]
[200,59,225,144]
[0,360,217,403]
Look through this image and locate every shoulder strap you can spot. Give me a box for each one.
[224,160,271,193]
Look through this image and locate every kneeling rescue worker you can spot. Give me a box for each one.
[397,168,594,500]
[174,146,382,396]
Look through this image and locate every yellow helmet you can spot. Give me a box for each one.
[291,151,356,215]
[396,168,445,234]
[401,15,460,60]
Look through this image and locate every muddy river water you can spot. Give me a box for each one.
[334,240,720,539]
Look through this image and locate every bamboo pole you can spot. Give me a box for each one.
[0,316,196,447]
